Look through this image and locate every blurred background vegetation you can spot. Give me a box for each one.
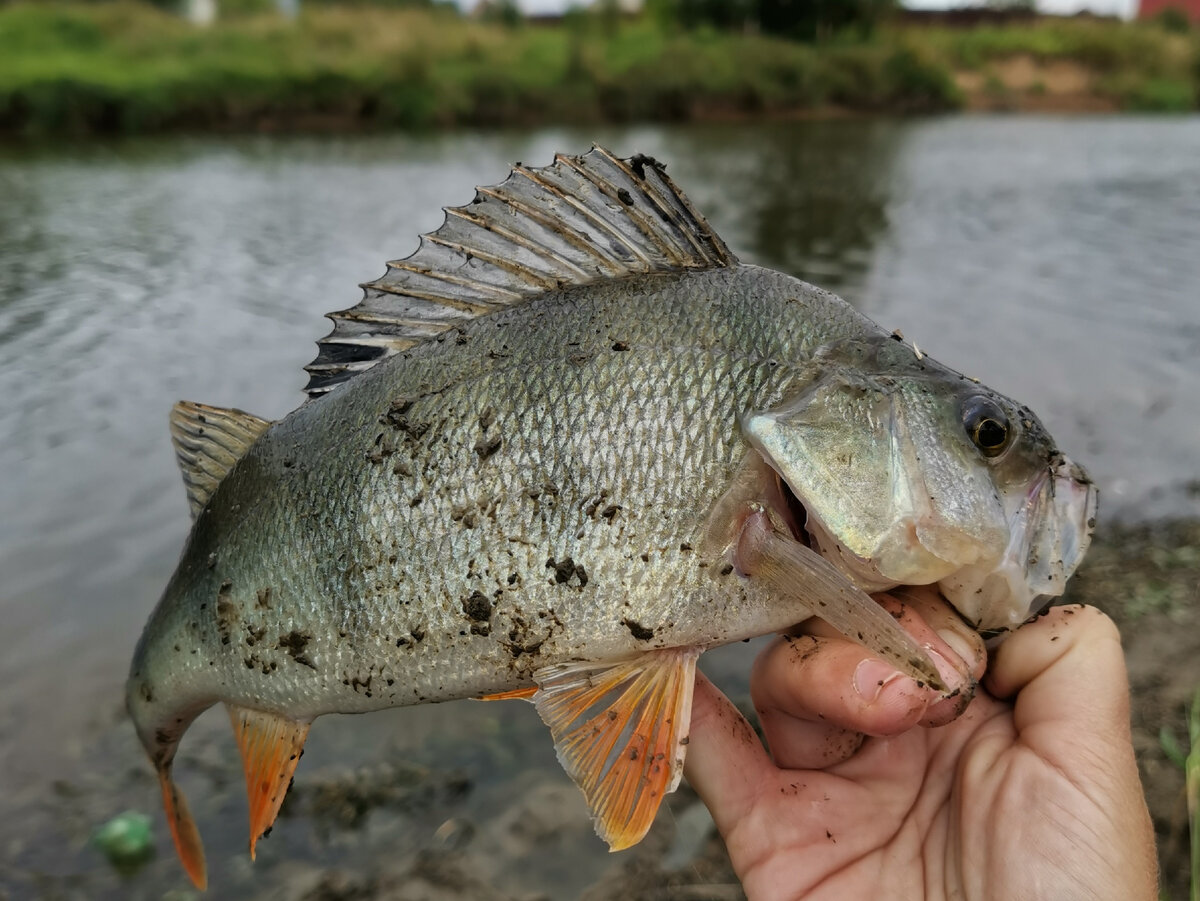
[0,0,1197,135]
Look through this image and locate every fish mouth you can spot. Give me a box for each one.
[749,447,1098,635]
[767,467,812,548]
[938,452,1098,633]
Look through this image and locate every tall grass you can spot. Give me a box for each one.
[1162,687,1200,901]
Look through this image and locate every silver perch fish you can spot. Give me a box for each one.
[127,147,1096,889]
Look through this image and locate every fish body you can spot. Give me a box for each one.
[131,267,865,723]
[127,149,1095,889]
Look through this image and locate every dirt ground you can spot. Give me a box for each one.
[954,56,1121,113]
[227,518,1200,901]
[1062,518,1200,900]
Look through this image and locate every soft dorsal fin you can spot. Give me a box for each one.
[169,401,272,519]
[303,147,737,397]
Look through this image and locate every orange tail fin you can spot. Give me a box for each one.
[158,768,207,890]
[227,704,310,859]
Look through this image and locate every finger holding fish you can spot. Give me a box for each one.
[750,586,987,771]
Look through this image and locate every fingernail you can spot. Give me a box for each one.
[925,646,966,693]
[935,628,976,672]
[853,659,905,702]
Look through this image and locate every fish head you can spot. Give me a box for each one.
[742,335,1097,633]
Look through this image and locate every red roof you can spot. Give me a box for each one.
[1139,0,1200,20]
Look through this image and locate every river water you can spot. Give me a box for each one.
[1,117,1198,898]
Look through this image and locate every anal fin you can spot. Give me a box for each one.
[158,767,207,890]
[227,704,310,859]
[533,648,701,851]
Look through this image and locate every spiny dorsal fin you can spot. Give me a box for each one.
[303,147,737,397]
[169,401,272,520]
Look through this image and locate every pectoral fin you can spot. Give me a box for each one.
[532,648,701,851]
[227,704,310,859]
[737,510,945,691]
[158,767,207,890]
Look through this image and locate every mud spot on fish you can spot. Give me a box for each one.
[622,618,655,641]
[366,431,397,465]
[386,397,413,418]
[505,614,552,658]
[381,397,429,441]
[629,153,665,180]
[278,630,316,669]
[256,586,273,610]
[244,624,266,647]
[546,556,588,588]
[474,434,502,460]
[462,591,493,624]
[479,407,495,430]
[139,682,154,703]
[410,627,426,643]
[216,580,237,645]
[451,504,478,529]
[611,340,630,352]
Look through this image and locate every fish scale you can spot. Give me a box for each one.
[128,148,1095,889]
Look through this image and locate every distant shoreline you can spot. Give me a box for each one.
[1,3,1194,138]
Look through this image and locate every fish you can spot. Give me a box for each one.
[126,147,1096,889]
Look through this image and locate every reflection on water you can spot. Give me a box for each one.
[663,121,900,298]
[1,117,1198,898]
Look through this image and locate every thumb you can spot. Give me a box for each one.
[985,605,1132,749]
[984,604,1156,886]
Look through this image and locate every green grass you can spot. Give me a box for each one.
[1160,686,1200,901]
[0,3,1196,136]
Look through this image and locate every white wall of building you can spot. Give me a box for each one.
[903,0,1136,20]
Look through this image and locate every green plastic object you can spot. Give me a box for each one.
[92,811,154,871]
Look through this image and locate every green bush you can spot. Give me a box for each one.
[1155,6,1192,34]
[1123,76,1195,111]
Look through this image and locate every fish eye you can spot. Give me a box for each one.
[962,396,1012,458]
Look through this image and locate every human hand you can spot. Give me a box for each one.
[685,590,1158,900]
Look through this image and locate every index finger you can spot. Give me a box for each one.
[684,671,772,834]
